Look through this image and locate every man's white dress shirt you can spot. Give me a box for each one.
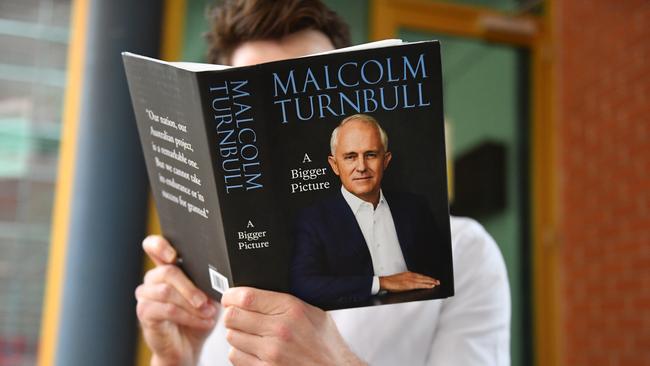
[199,217,511,365]
[340,187,407,294]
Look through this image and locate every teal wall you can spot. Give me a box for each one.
[182,0,212,61]
[180,1,530,365]
[320,0,369,44]
[448,0,521,11]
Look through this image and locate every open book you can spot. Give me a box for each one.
[122,40,454,310]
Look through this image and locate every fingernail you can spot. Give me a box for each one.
[192,294,205,308]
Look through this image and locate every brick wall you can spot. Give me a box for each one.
[557,1,650,365]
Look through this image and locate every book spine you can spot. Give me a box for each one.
[196,67,290,293]
[176,71,235,297]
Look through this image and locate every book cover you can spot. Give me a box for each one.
[123,40,454,310]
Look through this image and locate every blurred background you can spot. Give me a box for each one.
[0,0,647,365]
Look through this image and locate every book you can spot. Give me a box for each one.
[122,40,454,310]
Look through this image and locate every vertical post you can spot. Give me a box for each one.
[39,0,162,365]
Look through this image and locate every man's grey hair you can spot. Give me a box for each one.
[329,114,389,155]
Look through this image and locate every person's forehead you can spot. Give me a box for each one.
[339,121,381,143]
[230,29,335,67]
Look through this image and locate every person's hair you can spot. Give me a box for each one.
[206,0,351,65]
[330,114,389,155]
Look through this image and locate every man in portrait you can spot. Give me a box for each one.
[290,114,447,308]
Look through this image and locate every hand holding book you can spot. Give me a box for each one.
[136,236,218,365]
[221,287,367,365]
[136,236,367,365]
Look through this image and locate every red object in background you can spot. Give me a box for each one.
[0,336,35,366]
[558,2,650,366]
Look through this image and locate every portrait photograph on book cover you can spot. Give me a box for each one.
[123,40,454,311]
[287,113,453,309]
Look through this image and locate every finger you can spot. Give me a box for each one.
[225,329,266,361]
[144,264,207,308]
[393,281,426,291]
[135,283,217,319]
[137,298,216,330]
[228,347,263,366]
[392,277,435,291]
[222,306,277,336]
[413,277,438,286]
[411,282,437,289]
[142,235,177,266]
[222,287,294,315]
[411,273,441,285]
[407,277,437,288]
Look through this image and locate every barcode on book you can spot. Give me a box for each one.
[208,266,229,294]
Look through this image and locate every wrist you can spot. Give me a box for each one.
[379,276,388,291]
[151,354,196,366]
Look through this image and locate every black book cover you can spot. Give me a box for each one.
[123,40,454,310]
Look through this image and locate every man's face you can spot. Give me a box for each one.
[230,29,335,66]
[328,120,392,203]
